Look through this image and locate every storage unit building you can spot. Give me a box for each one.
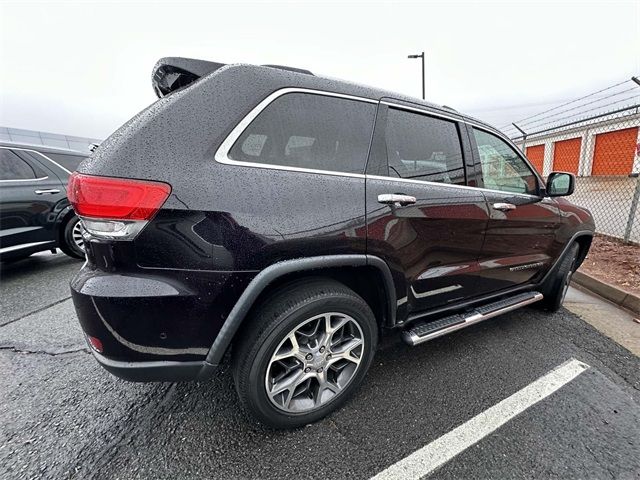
[514,112,640,177]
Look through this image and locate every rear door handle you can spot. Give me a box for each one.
[378,194,417,207]
[34,189,61,195]
[492,202,517,211]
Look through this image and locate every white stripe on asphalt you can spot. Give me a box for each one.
[371,358,590,480]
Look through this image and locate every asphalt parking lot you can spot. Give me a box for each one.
[1,254,639,480]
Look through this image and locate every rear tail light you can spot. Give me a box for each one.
[67,173,171,240]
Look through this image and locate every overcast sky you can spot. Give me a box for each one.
[1,0,638,140]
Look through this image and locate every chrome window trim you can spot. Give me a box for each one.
[372,101,540,198]
[0,145,73,182]
[0,176,49,183]
[213,88,542,199]
[214,87,378,175]
[213,158,366,179]
[464,121,520,149]
[467,123,544,194]
[381,100,534,172]
[467,123,533,162]
[28,150,73,175]
[0,146,49,182]
[379,101,535,174]
[365,174,540,199]
[380,100,462,123]
[477,187,541,199]
[378,100,472,190]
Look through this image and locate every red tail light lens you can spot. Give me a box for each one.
[67,173,171,220]
[87,335,103,353]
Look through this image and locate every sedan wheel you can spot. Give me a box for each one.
[72,219,85,252]
[60,215,86,259]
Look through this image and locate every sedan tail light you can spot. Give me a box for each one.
[86,335,104,353]
[67,172,171,239]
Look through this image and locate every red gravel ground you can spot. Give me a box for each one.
[579,235,640,297]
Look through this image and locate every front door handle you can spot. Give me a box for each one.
[493,202,516,211]
[378,194,417,207]
[34,189,61,195]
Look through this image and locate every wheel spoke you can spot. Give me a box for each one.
[271,332,300,362]
[268,369,305,399]
[325,314,348,334]
[314,370,339,406]
[330,337,363,364]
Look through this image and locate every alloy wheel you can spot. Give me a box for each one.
[265,312,364,414]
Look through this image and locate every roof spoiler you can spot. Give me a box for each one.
[152,57,226,98]
[152,57,314,98]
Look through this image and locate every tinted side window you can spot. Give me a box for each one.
[229,93,376,174]
[472,128,538,195]
[45,152,86,172]
[0,150,36,180]
[384,108,465,185]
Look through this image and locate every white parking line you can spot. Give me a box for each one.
[371,358,590,480]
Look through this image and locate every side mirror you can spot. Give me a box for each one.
[546,172,575,197]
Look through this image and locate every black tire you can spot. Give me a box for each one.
[539,243,580,312]
[232,278,378,429]
[59,215,85,260]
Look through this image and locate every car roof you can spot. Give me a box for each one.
[248,63,495,130]
[152,57,494,131]
[0,142,88,157]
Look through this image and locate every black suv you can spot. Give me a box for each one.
[0,143,86,261]
[70,58,594,428]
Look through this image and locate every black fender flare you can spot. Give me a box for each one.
[53,204,76,246]
[202,254,396,368]
[537,230,594,285]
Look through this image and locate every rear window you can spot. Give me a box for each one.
[228,93,376,175]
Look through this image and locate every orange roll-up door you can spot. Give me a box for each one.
[525,145,545,174]
[591,127,638,175]
[553,137,581,174]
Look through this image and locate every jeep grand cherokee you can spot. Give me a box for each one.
[69,57,594,428]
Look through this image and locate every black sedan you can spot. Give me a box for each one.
[0,143,88,261]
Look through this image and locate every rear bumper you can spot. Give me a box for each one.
[91,349,216,382]
[70,263,255,379]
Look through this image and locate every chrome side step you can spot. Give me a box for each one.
[402,291,544,346]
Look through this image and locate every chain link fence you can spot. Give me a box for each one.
[501,78,640,245]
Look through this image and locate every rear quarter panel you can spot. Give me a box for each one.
[73,66,371,361]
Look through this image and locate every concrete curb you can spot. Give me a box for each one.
[572,270,640,315]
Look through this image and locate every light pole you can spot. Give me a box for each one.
[407,52,425,100]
